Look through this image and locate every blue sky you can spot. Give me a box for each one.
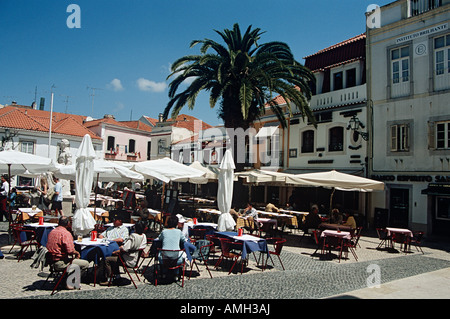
[0,0,392,126]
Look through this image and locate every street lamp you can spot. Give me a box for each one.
[347,115,369,141]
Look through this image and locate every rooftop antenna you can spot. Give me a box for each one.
[87,86,103,117]
[60,94,73,113]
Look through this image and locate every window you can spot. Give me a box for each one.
[410,0,442,16]
[346,68,356,88]
[434,34,450,76]
[436,196,450,220]
[301,130,314,153]
[436,121,450,149]
[333,72,343,90]
[329,127,344,152]
[107,136,115,152]
[390,124,409,151]
[20,141,34,154]
[391,46,410,84]
[128,139,136,153]
[158,139,167,155]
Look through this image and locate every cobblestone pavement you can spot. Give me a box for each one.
[1,221,450,301]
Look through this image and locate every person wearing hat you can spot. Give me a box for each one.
[98,215,129,245]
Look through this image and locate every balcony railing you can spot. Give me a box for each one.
[309,84,366,110]
[409,0,442,17]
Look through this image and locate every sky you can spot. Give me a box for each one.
[0,0,393,127]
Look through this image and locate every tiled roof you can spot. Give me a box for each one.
[120,120,153,132]
[304,33,366,72]
[0,105,101,140]
[163,114,213,132]
[83,117,132,129]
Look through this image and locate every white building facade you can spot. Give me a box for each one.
[367,0,450,234]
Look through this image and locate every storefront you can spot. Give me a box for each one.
[422,182,450,237]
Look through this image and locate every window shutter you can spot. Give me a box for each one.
[404,124,410,151]
[391,125,397,151]
[427,121,436,150]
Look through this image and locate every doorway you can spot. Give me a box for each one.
[389,188,410,228]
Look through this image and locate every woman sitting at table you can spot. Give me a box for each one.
[157,215,187,277]
[342,212,357,229]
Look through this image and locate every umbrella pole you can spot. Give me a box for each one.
[329,187,336,215]
[94,173,99,222]
[7,164,11,244]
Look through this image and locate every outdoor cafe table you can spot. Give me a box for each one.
[182,221,218,238]
[22,222,57,246]
[256,210,298,228]
[320,229,352,261]
[195,208,221,222]
[215,231,269,261]
[17,207,43,222]
[87,207,109,222]
[319,223,355,234]
[386,227,414,251]
[75,238,120,272]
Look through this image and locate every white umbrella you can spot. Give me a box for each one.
[235,169,293,184]
[72,134,97,237]
[55,159,145,182]
[0,150,57,176]
[173,161,218,184]
[217,149,236,232]
[287,170,385,213]
[287,170,384,191]
[131,157,205,183]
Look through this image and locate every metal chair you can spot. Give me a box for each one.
[9,223,40,262]
[155,248,186,287]
[262,237,286,270]
[410,231,425,254]
[215,238,244,275]
[42,252,74,295]
[188,239,213,279]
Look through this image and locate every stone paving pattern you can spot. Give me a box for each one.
[1,221,450,300]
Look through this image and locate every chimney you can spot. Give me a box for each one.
[158,113,164,122]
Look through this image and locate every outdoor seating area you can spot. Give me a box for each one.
[0,140,433,297]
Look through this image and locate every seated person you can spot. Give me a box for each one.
[342,212,357,229]
[265,202,279,213]
[240,203,258,233]
[109,201,130,223]
[99,216,129,245]
[157,215,187,277]
[302,204,322,232]
[100,221,147,285]
[46,216,90,282]
[330,208,343,224]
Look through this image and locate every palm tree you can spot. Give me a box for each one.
[163,23,316,130]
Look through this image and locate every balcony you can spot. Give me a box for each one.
[309,84,366,110]
[409,0,442,17]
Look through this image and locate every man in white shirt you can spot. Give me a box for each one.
[52,177,64,216]
[0,175,9,221]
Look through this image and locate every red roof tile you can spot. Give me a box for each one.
[0,106,101,140]
[304,33,366,72]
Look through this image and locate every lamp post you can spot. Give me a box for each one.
[347,115,369,141]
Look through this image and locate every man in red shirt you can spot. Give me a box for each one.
[46,216,89,274]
